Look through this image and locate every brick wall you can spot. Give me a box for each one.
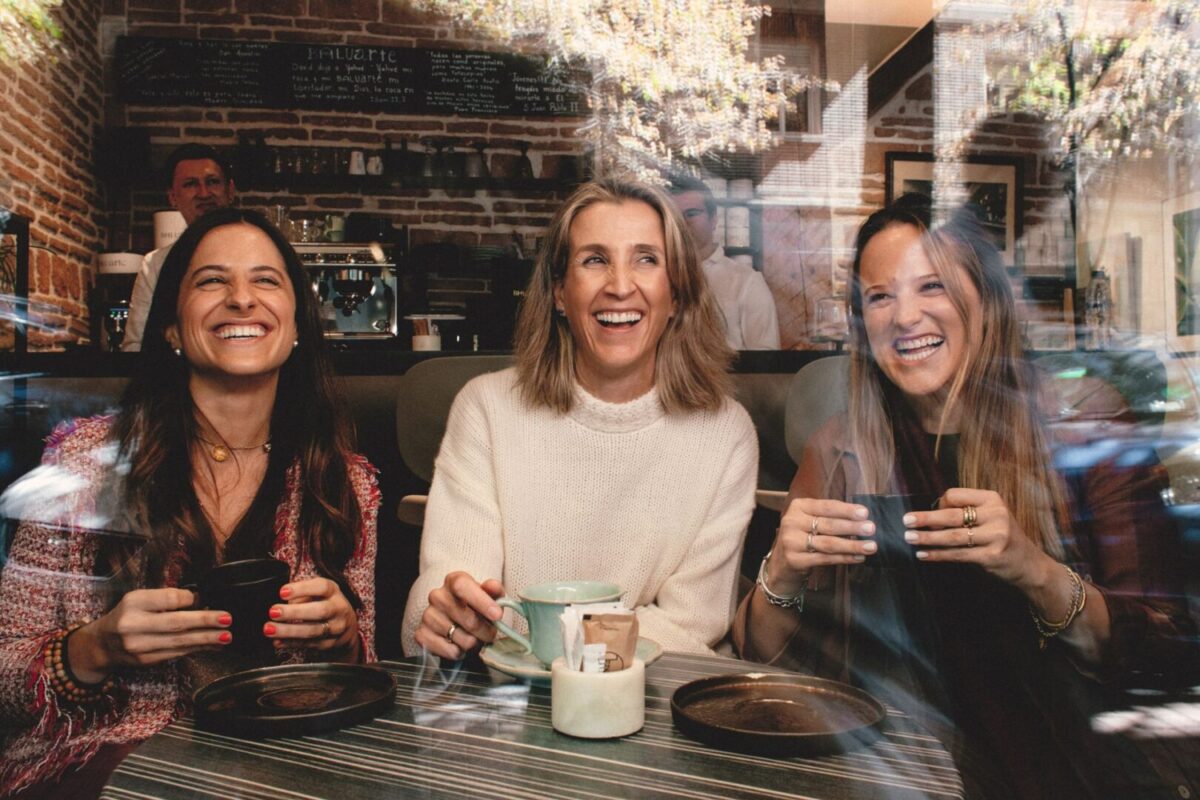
[102,0,587,259]
[0,0,104,349]
[0,1,1069,351]
[757,62,1067,349]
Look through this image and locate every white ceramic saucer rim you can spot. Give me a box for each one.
[480,636,663,681]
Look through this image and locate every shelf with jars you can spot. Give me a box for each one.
[233,135,585,195]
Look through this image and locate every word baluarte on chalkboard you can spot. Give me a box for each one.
[116,36,587,118]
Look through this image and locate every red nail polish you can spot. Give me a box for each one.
[263,623,276,636]
[218,614,232,626]
[219,631,232,644]
[268,607,282,620]
[279,586,292,599]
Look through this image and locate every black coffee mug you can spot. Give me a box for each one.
[196,558,290,662]
[851,494,933,570]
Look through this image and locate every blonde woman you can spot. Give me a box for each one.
[734,195,1195,799]
[403,179,757,657]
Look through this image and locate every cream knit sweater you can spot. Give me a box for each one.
[401,368,758,655]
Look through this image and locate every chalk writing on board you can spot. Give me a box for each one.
[116,36,586,118]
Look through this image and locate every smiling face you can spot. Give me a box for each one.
[553,200,676,402]
[859,223,980,425]
[168,158,235,225]
[165,223,297,388]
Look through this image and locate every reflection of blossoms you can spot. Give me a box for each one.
[413,0,828,178]
[0,439,130,536]
[981,0,1200,159]
[0,0,62,63]
[1092,701,1200,738]
[409,652,532,738]
[0,435,137,607]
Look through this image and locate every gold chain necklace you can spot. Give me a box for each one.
[195,436,271,463]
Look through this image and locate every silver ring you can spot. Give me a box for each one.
[966,529,976,548]
[445,623,457,643]
[806,531,816,553]
[322,620,331,638]
[810,516,820,535]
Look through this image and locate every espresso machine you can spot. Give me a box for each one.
[293,243,399,339]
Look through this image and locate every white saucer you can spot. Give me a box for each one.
[480,636,663,685]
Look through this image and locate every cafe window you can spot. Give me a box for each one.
[0,1,1197,797]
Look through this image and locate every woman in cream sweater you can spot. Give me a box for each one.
[403,179,757,657]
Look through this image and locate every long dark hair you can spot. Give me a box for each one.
[110,208,364,602]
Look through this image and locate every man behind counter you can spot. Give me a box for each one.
[668,175,780,350]
[122,143,237,352]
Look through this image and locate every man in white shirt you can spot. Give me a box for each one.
[122,144,237,351]
[668,176,780,350]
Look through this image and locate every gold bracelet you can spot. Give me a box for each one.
[1030,564,1087,650]
[42,625,115,704]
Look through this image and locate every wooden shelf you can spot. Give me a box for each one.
[240,174,577,195]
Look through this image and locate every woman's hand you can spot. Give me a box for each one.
[265,578,361,661]
[413,572,505,660]
[69,588,231,683]
[766,498,877,596]
[902,488,1055,590]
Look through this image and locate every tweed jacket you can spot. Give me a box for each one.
[0,416,380,794]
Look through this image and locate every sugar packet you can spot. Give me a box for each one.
[559,602,628,672]
[582,612,638,672]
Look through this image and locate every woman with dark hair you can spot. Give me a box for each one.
[403,178,757,657]
[734,195,1195,798]
[0,208,379,797]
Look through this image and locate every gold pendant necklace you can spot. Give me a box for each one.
[197,437,271,463]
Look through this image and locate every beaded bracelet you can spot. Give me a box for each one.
[42,625,115,704]
[756,551,807,612]
[1030,564,1087,650]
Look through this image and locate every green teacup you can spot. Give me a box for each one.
[495,580,622,667]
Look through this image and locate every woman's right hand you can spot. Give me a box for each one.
[413,572,505,660]
[764,498,877,596]
[67,588,231,684]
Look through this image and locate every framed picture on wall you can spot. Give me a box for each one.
[0,211,29,354]
[885,152,1023,267]
[1163,191,1200,351]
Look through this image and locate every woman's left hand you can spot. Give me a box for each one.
[265,578,360,661]
[902,487,1054,590]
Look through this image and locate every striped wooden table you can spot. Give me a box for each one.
[102,653,963,799]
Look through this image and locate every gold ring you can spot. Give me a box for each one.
[962,505,978,528]
[445,623,457,643]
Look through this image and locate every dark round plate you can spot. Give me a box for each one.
[194,663,396,739]
[671,672,885,756]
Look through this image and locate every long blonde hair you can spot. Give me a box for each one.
[514,179,733,413]
[847,196,1068,558]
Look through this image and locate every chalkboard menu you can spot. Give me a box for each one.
[116,36,587,118]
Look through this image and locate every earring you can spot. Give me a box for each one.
[555,307,566,317]
[292,339,299,349]
[173,347,182,357]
